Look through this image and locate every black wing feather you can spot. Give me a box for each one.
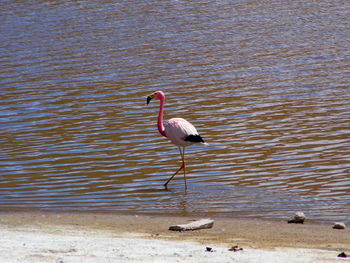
[184,134,204,143]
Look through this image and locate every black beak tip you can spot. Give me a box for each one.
[146,96,152,105]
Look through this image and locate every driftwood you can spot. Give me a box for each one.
[333,222,346,229]
[287,211,306,224]
[169,218,214,231]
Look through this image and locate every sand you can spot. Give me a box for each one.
[0,212,349,262]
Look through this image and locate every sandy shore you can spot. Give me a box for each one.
[0,212,349,262]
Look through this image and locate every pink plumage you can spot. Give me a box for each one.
[146,90,205,189]
[164,118,200,146]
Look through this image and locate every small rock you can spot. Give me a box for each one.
[337,252,348,258]
[229,245,243,252]
[288,211,306,224]
[333,222,346,230]
[206,247,213,252]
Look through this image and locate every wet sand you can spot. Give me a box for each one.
[0,212,349,262]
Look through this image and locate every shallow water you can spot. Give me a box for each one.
[1,0,349,222]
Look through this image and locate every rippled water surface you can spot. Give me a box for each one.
[1,0,349,222]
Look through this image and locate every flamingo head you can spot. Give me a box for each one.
[146,90,165,105]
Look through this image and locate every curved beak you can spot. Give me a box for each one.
[146,94,154,105]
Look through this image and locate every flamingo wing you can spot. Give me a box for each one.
[164,118,204,146]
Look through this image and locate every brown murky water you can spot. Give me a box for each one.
[1,0,349,222]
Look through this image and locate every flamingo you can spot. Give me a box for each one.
[146,90,206,189]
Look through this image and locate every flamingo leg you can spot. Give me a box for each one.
[181,147,187,190]
[164,147,187,190]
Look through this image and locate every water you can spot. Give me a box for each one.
[1,0,349,222]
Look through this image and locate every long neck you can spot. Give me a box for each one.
[157,96,167,137]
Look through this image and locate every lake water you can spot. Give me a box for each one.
[1,0,349,222]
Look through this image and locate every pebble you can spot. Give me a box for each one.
[333,222,346,230]
[287,211,306,224]
[338,252,348,258]
[229,245,243,252]
[206,247,213,252]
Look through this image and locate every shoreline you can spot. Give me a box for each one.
[0,211,349,262]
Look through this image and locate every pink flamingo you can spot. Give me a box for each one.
[147,90,206,189]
